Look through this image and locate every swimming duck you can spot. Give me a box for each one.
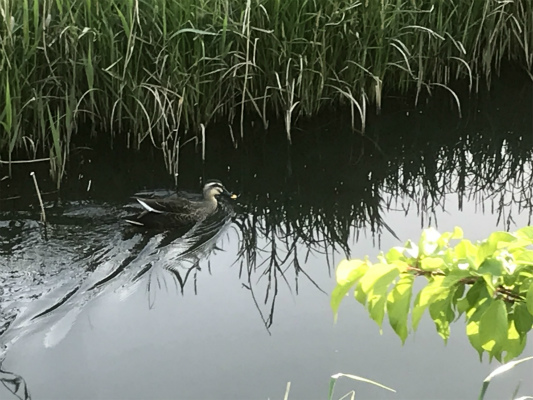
[125,179,236,229]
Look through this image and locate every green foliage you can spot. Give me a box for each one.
[331,226,533,362]
[1,0,533,182]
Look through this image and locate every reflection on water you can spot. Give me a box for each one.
[0,74,532,399]
[0,368,29,400]
[0,200,234,399]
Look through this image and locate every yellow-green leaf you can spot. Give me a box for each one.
[354,283,367,305]
[466,319,483,360]
[477,241,496,265]
[358,264,400,295]
[503,321,527,362]
[515,226,533,241]
[429,285,460,343]
[451,226,463,239]
[335,259,367,285]
[454,240,478,268]
[412,276,448,330]
[418,227,441,256]
[420,257,445,271]
[479,299,508,356]
[387,274,414,343]
[488,231,517,250]
[516,250,533,265]
[465,295,491,360]
[331,260,369,318]
[359,264,401,328]
[385,247,405,263]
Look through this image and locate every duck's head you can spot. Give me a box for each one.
[203,180,236,200]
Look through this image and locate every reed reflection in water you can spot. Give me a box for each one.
[0,76,532,399]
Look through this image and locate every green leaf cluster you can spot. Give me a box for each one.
[331,226,533,362]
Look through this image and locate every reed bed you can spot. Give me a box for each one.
[0,0,532,183]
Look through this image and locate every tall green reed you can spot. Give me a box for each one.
[0,0,532,184]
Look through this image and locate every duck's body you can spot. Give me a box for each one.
[126,180,235,229]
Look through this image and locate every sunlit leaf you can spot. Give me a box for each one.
[354,282,367,305]
[504,320,527,363]
[359,264,400,295]
[504,238,533,251]
[412,276,447,330]
[429,294,455,342]
[387,274,414,343]
[419,227,441,256]
[360,264,401,328]
[438,227,463,247]
[477,242,496,265]
[420,257,445,271]
[515,227,533,241]
[516,250,533,265]
[479,299,507,357]
[466,319,483,360]
[440,248,456,267]
[332,260,369,317]
[466,294,492,360]
[331,225,533,361]
[451,226,463,239]
[454,240,478,268]
[403,240,419,258]
[385,247,405,263]
[331,283,351,319]
[438,232,452,247]
[335,259,366,285]
[412,270,470,331]
[488,231,517,249]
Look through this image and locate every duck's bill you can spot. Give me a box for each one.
[221,188,238,199]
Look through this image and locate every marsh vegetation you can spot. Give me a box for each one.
[1,0,532,184]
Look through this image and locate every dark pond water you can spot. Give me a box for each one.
[1,73,532,400]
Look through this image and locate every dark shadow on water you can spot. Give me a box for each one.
[0,72,531,399]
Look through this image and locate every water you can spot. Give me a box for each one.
[0,74,532,400]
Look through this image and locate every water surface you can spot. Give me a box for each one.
[1,75,532,400]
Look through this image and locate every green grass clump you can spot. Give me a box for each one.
[1,0,532,183]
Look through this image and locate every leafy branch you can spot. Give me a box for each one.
[331,226,533,362]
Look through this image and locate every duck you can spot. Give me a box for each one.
[125,179,236,229]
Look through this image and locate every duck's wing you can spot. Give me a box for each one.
[125,197,198,227]
[132,189,175,199]
[134,196,194,214]
[125,209,197,229]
